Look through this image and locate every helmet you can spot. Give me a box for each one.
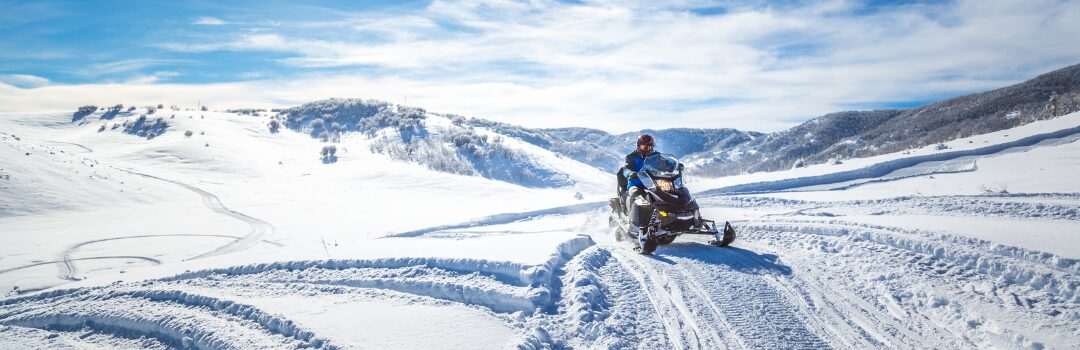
[637,134,655,147]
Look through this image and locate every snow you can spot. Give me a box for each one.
[693,111,1080,196]
[241,297,518,350]
[2,108,1079,349]
[838,215,1080,258]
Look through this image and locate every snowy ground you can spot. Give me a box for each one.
[1,109,1079,349]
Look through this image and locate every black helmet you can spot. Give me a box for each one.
[637,134,655,147]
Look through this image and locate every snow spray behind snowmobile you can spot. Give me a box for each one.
[609,153,735,254]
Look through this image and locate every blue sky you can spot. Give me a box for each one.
[2,0,1079,132]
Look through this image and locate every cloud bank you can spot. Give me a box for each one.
[2,0,1078,132]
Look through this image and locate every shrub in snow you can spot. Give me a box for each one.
[268,119,281,133]
[574,192,584,200]
[146,106,157,114]
[200,105,208,111]
[321,145,338,164]
[97,124,106,132]
[227,108,265,116]
[185,130,194,137]
[321,145,337,156]
[73,105,98,121]
[935,143,949,150]
[122,115,169,139]
[157,104,164,109]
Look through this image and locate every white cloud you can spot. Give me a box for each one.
[125,71,181,84]
[0,74,49,88]
[83,59,193,76]
[193,16,227,25]
[7,0,1080,133]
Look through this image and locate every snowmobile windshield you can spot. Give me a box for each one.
[642,153,681,178]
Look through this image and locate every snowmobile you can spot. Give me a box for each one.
[609,153,735,254]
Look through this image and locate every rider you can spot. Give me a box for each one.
[620,134,657,236]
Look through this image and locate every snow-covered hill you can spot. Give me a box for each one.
[276,98,608,189]
[2,107,1080,348]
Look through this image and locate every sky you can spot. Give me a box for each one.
[1,0,1078,133]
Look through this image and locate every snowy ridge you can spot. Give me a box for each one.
[701,120,1080,195]
[150,235,595,314]
[744,220,1078,302]
[545,245,670,349]
[0,235,596,348]
[2,287,337,349]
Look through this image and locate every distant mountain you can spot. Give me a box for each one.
[686,63,1080,176]
[539,127,763,173]
[269,63,1080,185]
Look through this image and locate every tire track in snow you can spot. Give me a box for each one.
[117,169,275,260]
[31,141,276,280]
[614,242,832,350]
[736,219,1080,348]
[54,234,281,281]
[609,249,695,349]
[1,256,161,275]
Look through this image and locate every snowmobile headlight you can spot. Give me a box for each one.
[657,179,674,192]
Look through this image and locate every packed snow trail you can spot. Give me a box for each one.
[611,242,832,350]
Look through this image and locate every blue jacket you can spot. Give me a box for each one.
[624,150,654,190]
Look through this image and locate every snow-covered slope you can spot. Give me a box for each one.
[2,105,1079,349]
[276,98,608,189]
[0,108,607,295]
